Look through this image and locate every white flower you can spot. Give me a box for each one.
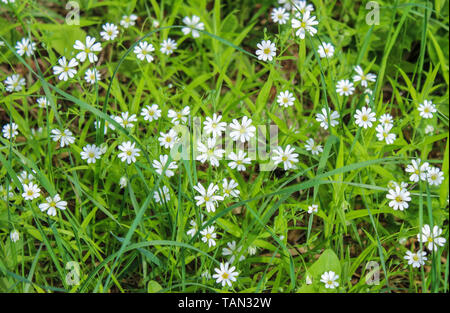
[212,262,239,287]
[378,113,394,127]
[10,230,19,243]
[272,145,299,170]
[18,171,34,185]
[418,100,436,119]
[0,184,14,200]
[222,241,245,263]
[353,65,377,88]
[100,23,119,41]
[336,79,355,96]
[307,204,318,214]
[119,176,127,189]
[2,122,18,139]
[80,144,102,164]
[417,224,446,252]
[427,166,444,186]
[222,178,240,198]
[73,36,102,63]
[405,158,429,182]
[4,74,25,92]
[386,186,411,211]
[115,111,137,129]
[318,42,334,58]
[248,245,257,256]
[53,57,78,81]
[160,38,177,55]
[375,123,396,144]
[320,271,339,289]
[50,129,75,148]
[271,7,289,24]
[15,37,36,57]
[291,11,318,39]
[134,41,155,63]
[152,154,178,177]
[187,219,199,237]
[154,185,170,204]
[117,141,140,164]
[152,20,160,28]
[316,108,340,130]
[141,104,161,122]
[404,250,427,268]
[194,182,223,213]
[200,226,217,248]
[168,106,190,125]
[228,150,251,171]
[22,182,40,200]
[203,113,227,138]
[39,194,68,216]
[229,116,256,143]
[424,125,434,134]
[94,115,116,134]
[196,137,225,167]
[159,129,179,149]
[37,96,49,108]
[84,68,101,84]
[120,14,138,28]
[292,0,315,14]
[255,40,276,62]
[277,90,295,107]
[354,106,376,129]
[182,15,204,38]
[304,138,323,155]
[364,89,373,104]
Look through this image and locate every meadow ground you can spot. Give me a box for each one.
[0,0,448,293]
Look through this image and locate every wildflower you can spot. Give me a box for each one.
[115,111,137,129]
[405,159,429,182]
[378,113,394,127]
[94,116,116,135]
[134,41,155,63]
[229,116,256,143]
[141,104,161,122]
[292,0,315,14]
[304,138,323,155]
[424,125,434,134]
[196,137,225,167]
[119,176,127,189]
[182,15,204,38]
[203,113,227,138]
[120,14,138,28]
[316,108,340,130]
[50,129,75,148]
[222,241,245,263]
[37,97,49,108]
[272,145,299,170]
[386,185,411,211]
[168,106,190,125]
[154,185,170,204]
[248,245,257,256]
[418,100,436,119]
[117,141,140,164]
[336,79,355,96]
[353,65,376,88]
[18,171,34,185]
[255,40,276,62]
[277,90,295,108]
[364,89,373,104]
[10,230,19,243]
[222,178,240,198]
[84,68,101,84]
[159,129,179,149]
[0,184,14,200]
[160,38,177,55]
[80,144,102,164]
[200,226,217,248]
[53,57,78,81]
[152,154,178,177]
[271,7,289,24]
[404,250,427,268]
[354,106,376,129]
[2,122,18,139]
[375,123,396,144]
[318,42,334,58]
[39,194,68,216]
[15,37,36,57]
[320,271,339,289]
[228,150,251,171]
[417,224,446,252]
[22,182,40,200]
[100,23,119,41]
[291,11,318,39]
[194,182,224,213]
[212,262,239,287]
[73,36,102,63]
[187,218,207,237]
[307,204,318,214]
[4,74,25,92]
[427,166,444,186]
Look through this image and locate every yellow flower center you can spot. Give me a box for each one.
[395,196,402,202]
[49,201,56,207]
[263,48,271,55]
[222,273,229,279]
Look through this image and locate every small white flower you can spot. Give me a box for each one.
[364,89,373,104]
[50,129,75,148]
[194,182,224,213]
[336,79,355,96]
[418,100,436,119]
[22,182,40,200]
[320,271,339,289]
[272,145,299,170]
[277,90,295,108]
[405,158,429,182]
[222,241,245,263]
[119,176,127,189]
[154,185,170,204]
[2,123,19,139]
[203,113,227,138]
[271,7,289,24]
[229,116,256,143]
[117,141,140,164]
[354,106,376,129]
[248,245,257,256]
[417,224,446,252]
[307,204,318,214]
[38,194,68,216]
[304,138,323,155]
[10,230,19,243]
[378,113,394,127]
[375,123,396,144]
[318,42,334,58]
[94,116,116,134]
[53,57,78,81]
[424,125,434,135]
[404,250,427,268]
[37,96,49,108]
[4,74,26,92]
[255,40,276,62]
[73,36,102,63]
[200,226,217,248]
[152,154,178,177]
[167,106,190,125]
[80,144,102,164]
[84,68,101,84]
[100,23,119,41]
[134,41,155,63]
[316,108,340,130]
[222,178,240,198]
[115,111,137,129]
[15,37,36,57]
[196,137,225,167]
[182,15,204,38]
[386,185,411,211]
[120,14,138,28]
[159,129,179,149]
[212,262,239,287]
[292,0,315,14]
[427,166,444,186]
[160,38,177,55]
[18,171,34,185]
[0,184,14,200]
[291,11,318,39]
[141,104,161,122]
[228,150,251,171]
[353,65,376,88]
